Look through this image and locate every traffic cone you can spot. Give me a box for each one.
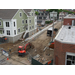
[7,57,9,60]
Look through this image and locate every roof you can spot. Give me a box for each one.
[64,14,75,19]
[55,25,75,44]
[0,9,32,19]
[23,9,32,16]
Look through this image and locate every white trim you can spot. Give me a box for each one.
[22,9,29,16]
[25,19,28,24]
[22,19,24,24]
[18,28,20,33]
[65,52,75,65]
[6,30,10,35]
[28,16,29,31]
[29,19,31,23]
[0,21,2,26]
[19,12,22,17]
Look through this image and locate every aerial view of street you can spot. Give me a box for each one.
[0,9,75,65]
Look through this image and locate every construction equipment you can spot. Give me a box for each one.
[18,42,32,56]
[49,41,54,49]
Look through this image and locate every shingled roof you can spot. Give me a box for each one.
[0,9,32,19]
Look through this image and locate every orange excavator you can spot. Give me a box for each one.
[18,42,32,56]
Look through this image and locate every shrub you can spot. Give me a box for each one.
[45,21,53,24]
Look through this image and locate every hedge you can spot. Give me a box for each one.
[45,21,53,24]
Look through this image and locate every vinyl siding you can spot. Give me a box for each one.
[28,9,35,31]
[0,19,3,34]
[13,9,28,34]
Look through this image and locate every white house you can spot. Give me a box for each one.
[50,11,57,21]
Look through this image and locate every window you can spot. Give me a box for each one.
[14,30,16,35]
[20,12,22,17]
[39,17,42,19]
[38,13,40,15]
[44,17,46,19]
[32,26,34,29]
[0,21,1,26]
[7,30,10,35]
[66,53,75,65]
[3,30,4,34]
[18,29,20,32]
[26,27,28,30]
[22,20,24,24]
[41,13,43,15]
[14,22,15,27]
[26,20,27,23]
[30,26,31,29]
[45,13,47,15]
[6,22,9,27]
[29,20,31,23]
[32,13,33,16]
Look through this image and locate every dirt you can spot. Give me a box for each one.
[0,21,62,65]
[26,21,62,64]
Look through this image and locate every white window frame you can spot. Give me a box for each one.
[0,21,2,26]
[26,19,27,24]
[65,52,75,65]
[18,28,20,32]
[14,30,16,35]
[19,12,22,17]
[6,22,10,27]
[29,20,31,23]
[13,21,15,27]
[23,26,25,30]
[32,13,33,16]
[30,26,31,30]
[7,30,10,35]
[32,26,34,29]
[22,19,24,24]
[26,26,28,30]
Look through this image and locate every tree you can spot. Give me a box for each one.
[35,11,39,15]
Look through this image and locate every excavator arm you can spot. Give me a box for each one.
[24,42,31,51]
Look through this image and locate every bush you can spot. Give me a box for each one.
[45,21,53,24]
[35,11,39,15]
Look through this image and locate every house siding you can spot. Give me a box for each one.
[13,9,28,34]
[28,9,35,31]
[0,19,3,34]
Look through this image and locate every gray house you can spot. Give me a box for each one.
[0,9,37,43]
[35,9,50,25]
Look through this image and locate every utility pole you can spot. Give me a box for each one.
[61,12,63,27]
[51,12,54,41]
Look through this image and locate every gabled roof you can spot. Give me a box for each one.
[23,9,32,16]
[0,9,33,19]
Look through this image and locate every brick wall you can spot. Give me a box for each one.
[63,18,75,25]
[54,40,75,65]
